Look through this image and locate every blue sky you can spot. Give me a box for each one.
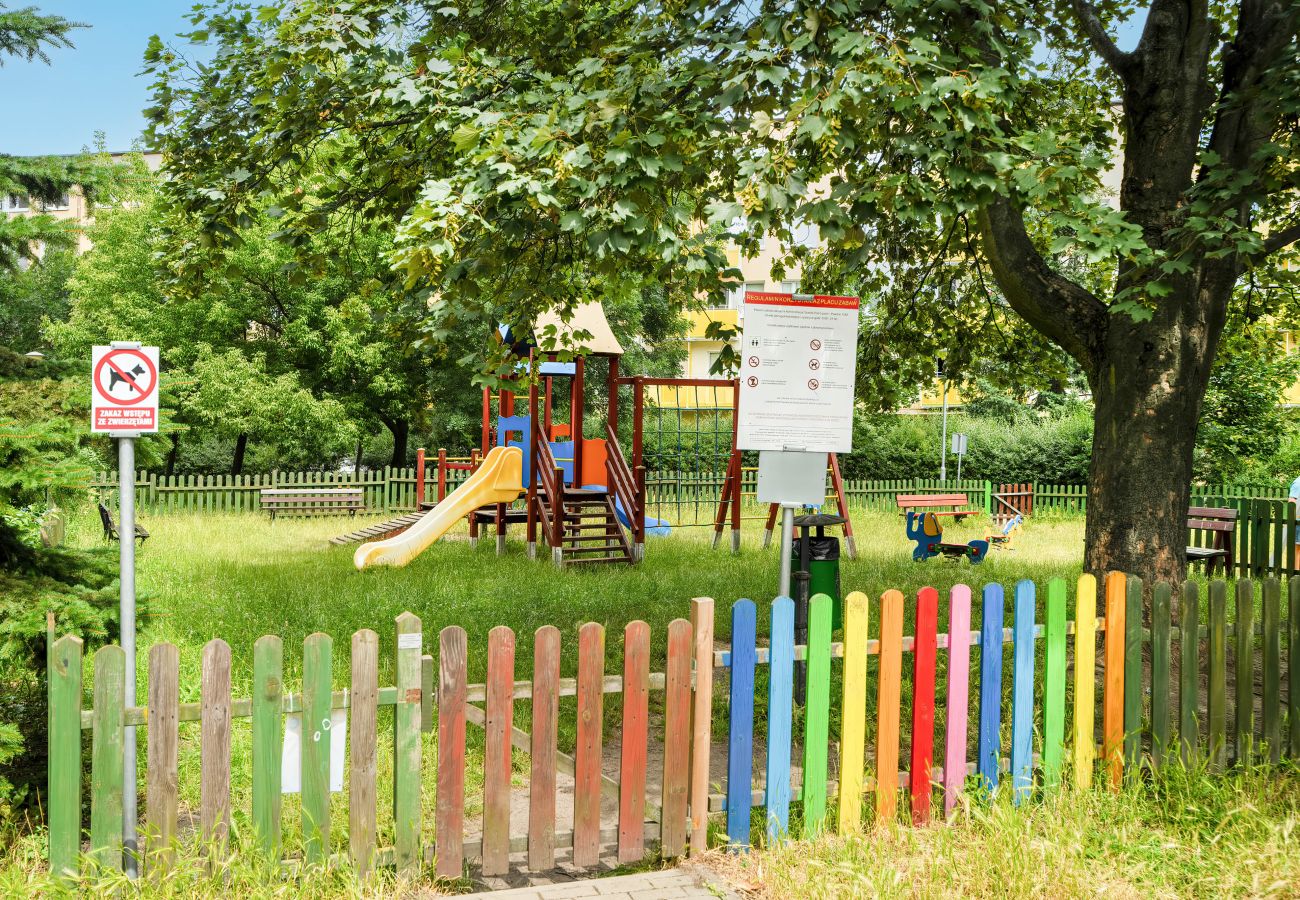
[0,1,204,155]
[1,3,1148,157]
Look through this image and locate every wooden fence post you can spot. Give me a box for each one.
[688,598,714,856]
[48,634,83,878]
[301,634,332,865]
[146,643,180,873]
[251,637,283,858]
[436,626,467,879]
[394,612,423,876]
[200,639,232,858]
[90,645,126,871]
[350,629,379,877]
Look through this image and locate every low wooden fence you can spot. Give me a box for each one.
[49,573,1297,881]
[91,469,1291,519]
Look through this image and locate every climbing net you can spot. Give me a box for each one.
[637,381,742,526]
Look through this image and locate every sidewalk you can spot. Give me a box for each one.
[462,863,737,899]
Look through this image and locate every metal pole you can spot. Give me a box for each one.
[939,379,949,483]
[778,504,796,595]
[956,451,963,485]
[118,436,138,876]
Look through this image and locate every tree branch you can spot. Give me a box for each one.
[1070,0,1133,80]
[1261,221,1300,258]
[975,196,1109,374]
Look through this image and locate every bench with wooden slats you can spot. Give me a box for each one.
[1187,506,1236,575]
[260,487,365,521]
[896,493,977,522]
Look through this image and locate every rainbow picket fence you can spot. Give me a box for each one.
[722,572,1298,843]
[47,573,1299,880]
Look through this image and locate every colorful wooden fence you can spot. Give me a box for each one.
[48,602,716,880]
[712,573,1298,845]
[49,574,1297,879]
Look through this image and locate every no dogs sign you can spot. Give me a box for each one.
[91,344,160,433]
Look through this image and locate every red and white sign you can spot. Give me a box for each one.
[736,293,860,453]
[91,345,160,433]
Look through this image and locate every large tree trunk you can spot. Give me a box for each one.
[387,419,409,468]
[232,432,249,475]
[1083,302,1219,588]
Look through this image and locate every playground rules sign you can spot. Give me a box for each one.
[91,344,160,434]
[737,293,860,453]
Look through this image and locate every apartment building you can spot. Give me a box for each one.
[3,150,162,256]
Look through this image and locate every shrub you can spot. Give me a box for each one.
[841,409,1094,483]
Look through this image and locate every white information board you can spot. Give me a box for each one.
[756,450,828,506]
[736,293,860,453]
[91,344,160,434]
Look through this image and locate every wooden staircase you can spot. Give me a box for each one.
[553,488,633,566]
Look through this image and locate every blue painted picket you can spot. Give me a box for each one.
[764,597,795,843]
[1010,580,1036,803]
[978,584,1005,792]
[726,599,757,847]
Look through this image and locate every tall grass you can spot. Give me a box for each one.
[714,763,1300,898]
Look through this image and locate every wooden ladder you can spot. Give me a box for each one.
[558,488,633,565]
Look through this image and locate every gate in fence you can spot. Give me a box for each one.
[49,574,1298,882]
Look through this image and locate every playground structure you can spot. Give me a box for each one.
[351,301,854,568]
[906,510,990,564]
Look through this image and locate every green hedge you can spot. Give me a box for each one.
[841,410,1094,483]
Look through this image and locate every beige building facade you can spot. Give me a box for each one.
[3,151,162,257]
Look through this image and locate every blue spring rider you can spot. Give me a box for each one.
[906,511,989,564]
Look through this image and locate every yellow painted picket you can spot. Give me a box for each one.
[837,592,869,835]
[1073,574,1097,790]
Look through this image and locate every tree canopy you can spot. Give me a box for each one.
[146,0,1300,582]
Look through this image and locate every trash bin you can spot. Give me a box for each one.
[790,513,845,631]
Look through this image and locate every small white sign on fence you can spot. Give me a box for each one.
[281,709,347,793]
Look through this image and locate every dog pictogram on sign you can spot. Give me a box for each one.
[92,345,160,433]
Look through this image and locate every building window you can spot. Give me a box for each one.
[40,194,71,211]
[779,280,799,294]
[729,280,765,306]
[4,194,29,212]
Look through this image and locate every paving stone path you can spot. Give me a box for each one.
[463,864,736,899]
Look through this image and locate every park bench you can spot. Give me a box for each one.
[896,493,977,522]
[1187,506,1236,575]
[98,503,149,544]
[260,487,365,521]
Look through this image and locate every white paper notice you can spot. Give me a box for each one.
[736,293,861,453]
[281,708,347,794]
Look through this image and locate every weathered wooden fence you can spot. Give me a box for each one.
[47,603,715,880]
[49,574,1297,881]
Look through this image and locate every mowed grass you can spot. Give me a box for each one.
[106,505,1086,688]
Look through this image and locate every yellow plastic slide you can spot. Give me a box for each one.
[354,445,524,570]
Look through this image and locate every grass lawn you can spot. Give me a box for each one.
[14,505,1293,895]
[715,762,1300,898]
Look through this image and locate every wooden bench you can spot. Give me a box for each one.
[1187,506,1236,575]
[896,493,977,522]
[260,488,365,521]
[99,503,149,543]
